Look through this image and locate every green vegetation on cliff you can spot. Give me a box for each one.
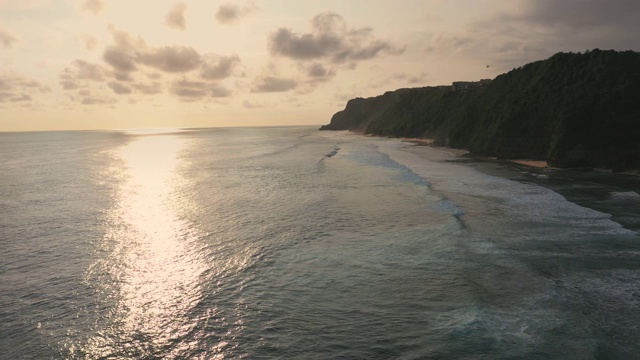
[320,49,640,170]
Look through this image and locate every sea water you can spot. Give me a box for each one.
[1,127,639,359]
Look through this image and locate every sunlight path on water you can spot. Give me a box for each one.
[78,134,214,359]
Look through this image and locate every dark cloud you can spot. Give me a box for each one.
[429,0,640,72]
[170,78,232,99]
[215,2,257,24]
[200,54,240,80]
[0,29,17,48]
[514,0,640,52]
[138,46,201,73]
[251,76,297,92]
[307,63,330,77]
[520,0,640,29]
[269,12,404,63]
[103,47,138,73]
[107,81,132,94]
[304,62,335,84]
[166,2,187,31]
[81,0,104,15]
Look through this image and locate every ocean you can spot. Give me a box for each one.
[1,126,639,359]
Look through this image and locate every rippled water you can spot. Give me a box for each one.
[1,127,639,359]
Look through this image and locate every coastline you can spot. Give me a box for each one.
[393,136,640,233]
[401,137,549,169]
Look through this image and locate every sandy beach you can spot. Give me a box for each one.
[508,159,548,168]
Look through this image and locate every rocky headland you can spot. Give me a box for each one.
[320,49,640,171]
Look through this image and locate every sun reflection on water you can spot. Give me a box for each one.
[81,134,212,358]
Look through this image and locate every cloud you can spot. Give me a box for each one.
[425,34,472,54]
[512,0,640,52]
[0,29,17,48]
[59,80,78,90]
[107,81,132,94]
[100,26,152,74]
[200,54,241,80]
[102,42,138,73]
[425,0,640,72]
[304,62,336,84]
[166,2,187,31]
[170,78,232,99]
[132,81,163,94]
[80,35,98,51]
[519,0,640,29]
[59,28,244,104]
[0,74,50,103]
[139,46,201,73]
[215,2,257,24]
[388,72,429,85]
[215,4,240,24]
[269,12,404,64]
[0,92,31,102]
[242,99,266,108]
[406,72,429,84]
[81,0,104,15]
[102,28,206,74]
[251,76,297,92]
[306,63,331,77]
[81,95,115,105]
[113,72,133,82]
[65,60,106,81]
[58,60,109,93]
[0,93,31,102]
[0,74,47,91]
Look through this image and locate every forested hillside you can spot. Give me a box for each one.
[320,49,640,170]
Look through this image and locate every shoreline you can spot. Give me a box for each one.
[399,136,635,175]
[401,138,551,169]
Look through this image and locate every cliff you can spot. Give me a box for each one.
[320,49,640,171]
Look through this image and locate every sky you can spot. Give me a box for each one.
[1,0,639,131]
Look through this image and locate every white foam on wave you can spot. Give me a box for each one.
[378,140,635,237]
[610,191,640,202]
